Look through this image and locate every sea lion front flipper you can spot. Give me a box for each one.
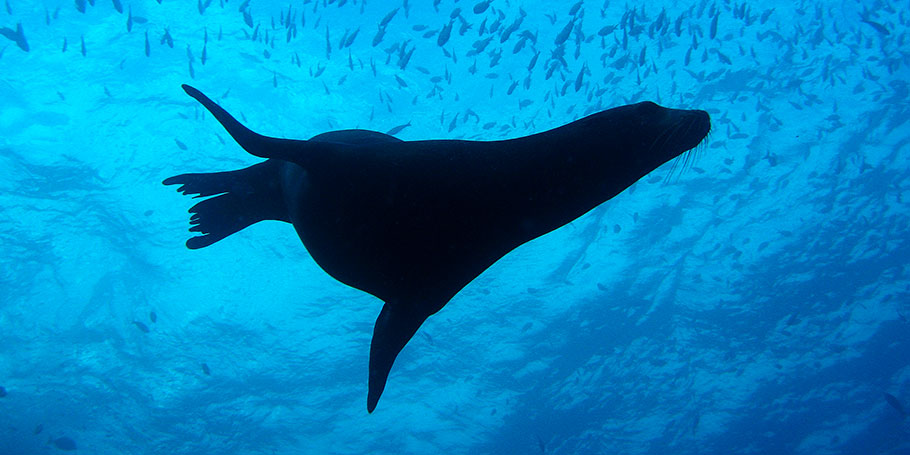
[367,303,430,413]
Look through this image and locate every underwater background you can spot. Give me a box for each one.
[1,0,909,453]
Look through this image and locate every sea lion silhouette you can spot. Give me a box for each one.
[164,85,710,412]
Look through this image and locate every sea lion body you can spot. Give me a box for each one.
[164,85,710,412]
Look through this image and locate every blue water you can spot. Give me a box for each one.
[1,0,908,453]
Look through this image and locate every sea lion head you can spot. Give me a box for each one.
[609,101,711,175]
[563,101,710,197]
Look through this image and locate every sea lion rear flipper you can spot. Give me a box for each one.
[163,160,289,249]
[181,84,308,163]
[368,303,430,413]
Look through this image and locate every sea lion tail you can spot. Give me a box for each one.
[163,160,289,249]
[181,84,303,162]
[367,303,430,413]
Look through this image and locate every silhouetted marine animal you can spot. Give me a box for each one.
[164,85,710,412]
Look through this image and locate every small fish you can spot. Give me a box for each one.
[324,27,331,59]
[528,51,540,71]
[51,437,77,451]
[597,25,616,36]
[343,28,359,48]
[447,113,459,132]
[0,385,6,397]
[437,21,453,47]
[861,19,889,36]
[507,80,519,95]
[132,320,150,333]
[568,0,583,15]
[574,63,586,92]
[555,19,574,45]
[386,122,411,136]
[150,311,157,323]
[175,139,187,150]
[379,7,399,27]
[34,424,43,434]
[372,26,387,47]
[0,22,29,52]
[398,47,414,70]
[112,0,122,13]
[161,28,174,48]
[201,363,211,375]
[144,31,150,57]
[394,74,408,88]
[884,392,906,418]
[473,0,490,14]
[710,13,719,40]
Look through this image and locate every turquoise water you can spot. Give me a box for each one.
[1,0,908,453]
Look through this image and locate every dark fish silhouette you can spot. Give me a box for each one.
[861,18,889,36]
[0,22,28,52]
[51,436,77,451]
[164,85,710,412]
[132,320,150,333]
[386,122,411,136]
[0,385,6,397]
[884,392,906,418]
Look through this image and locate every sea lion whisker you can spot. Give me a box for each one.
[675,116,705,176]
[678,119,700,172]
[660,120,690,183]
[653,132,683,185]
[646,120,677,158]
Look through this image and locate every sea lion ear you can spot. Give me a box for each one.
[367,303,430,413]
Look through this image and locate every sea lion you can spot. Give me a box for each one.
[164,84,710,412]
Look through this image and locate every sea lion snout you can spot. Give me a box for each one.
[674,108,711,151]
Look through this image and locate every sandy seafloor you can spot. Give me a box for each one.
[1,0,909,454]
